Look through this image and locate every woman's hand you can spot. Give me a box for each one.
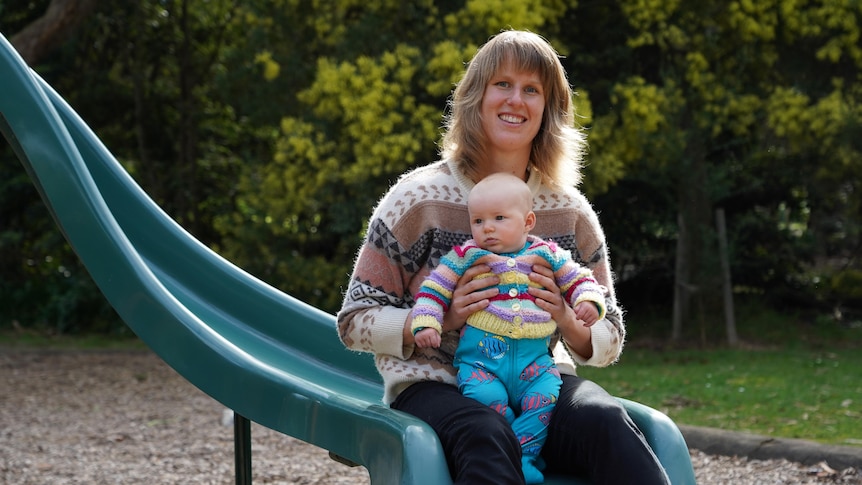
[442,263,499,333]
[404,264,499,346]
[529,264,594,359]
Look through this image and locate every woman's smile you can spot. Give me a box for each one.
[499,113,527,124]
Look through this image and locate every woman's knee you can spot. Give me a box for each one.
[552,376,640,448]
[556,396,629,435]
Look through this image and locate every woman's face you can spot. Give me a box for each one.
[480,63,546,162]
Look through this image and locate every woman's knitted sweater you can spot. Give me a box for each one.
[411,236,607,340]
[337,159,625,404]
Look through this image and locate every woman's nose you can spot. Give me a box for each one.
[508,89,522,105]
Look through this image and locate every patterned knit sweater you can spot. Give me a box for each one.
[337,159,625,404]
[411,236,607,340]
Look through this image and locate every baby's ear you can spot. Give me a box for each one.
[525,211,537,231]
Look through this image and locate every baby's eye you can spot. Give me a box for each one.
[495,215,506,221]
[473,218,483,225]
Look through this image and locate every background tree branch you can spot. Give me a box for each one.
[9,0,97,65]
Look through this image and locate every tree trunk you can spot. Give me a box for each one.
[716,208,739,346]
[177,0,201,236]
[672,212,687,342]
[672,128,714,342]
[9,0,98,65]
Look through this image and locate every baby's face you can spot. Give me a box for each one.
[468,191,531,254]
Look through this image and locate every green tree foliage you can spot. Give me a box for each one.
[1,0,265,329]
[1,0,860,335]
[0,0,124,332]
[564,0,862,336]
[212,0,571,311]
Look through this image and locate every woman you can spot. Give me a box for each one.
[337,30,670,485]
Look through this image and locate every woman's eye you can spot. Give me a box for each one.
[526,86,539,94]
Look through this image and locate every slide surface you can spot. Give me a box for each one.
[0,34,695,484]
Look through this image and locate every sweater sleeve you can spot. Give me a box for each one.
[535,240,606,321]
[562,193,626,367]
[336,186,421,359]
[336,164,471,361]
[557,260,607,322]
[410,249,463,335]
[336,229,416,360]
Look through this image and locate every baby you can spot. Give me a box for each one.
[411,172,606,484]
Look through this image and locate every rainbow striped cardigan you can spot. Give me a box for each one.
[411,235,606,340]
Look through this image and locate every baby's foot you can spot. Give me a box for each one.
[521,456,545,484]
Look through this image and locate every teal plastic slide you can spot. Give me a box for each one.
[0,33,696,484]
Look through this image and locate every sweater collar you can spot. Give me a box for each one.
[445,159,544,197]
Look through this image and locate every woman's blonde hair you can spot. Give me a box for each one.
[440,30,586,189]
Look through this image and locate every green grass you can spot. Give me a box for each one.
[579,303,862,447]
[579,347,862,447]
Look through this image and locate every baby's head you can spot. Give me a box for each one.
[467,173,536,254]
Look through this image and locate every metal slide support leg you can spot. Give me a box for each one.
[235,412,252,485]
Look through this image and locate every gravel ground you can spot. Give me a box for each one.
[1,350,859,484]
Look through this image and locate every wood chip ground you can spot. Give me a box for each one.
[1,350,858,484]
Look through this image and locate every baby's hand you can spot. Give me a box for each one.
[573,302,600,327]
[414,328,442,348]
